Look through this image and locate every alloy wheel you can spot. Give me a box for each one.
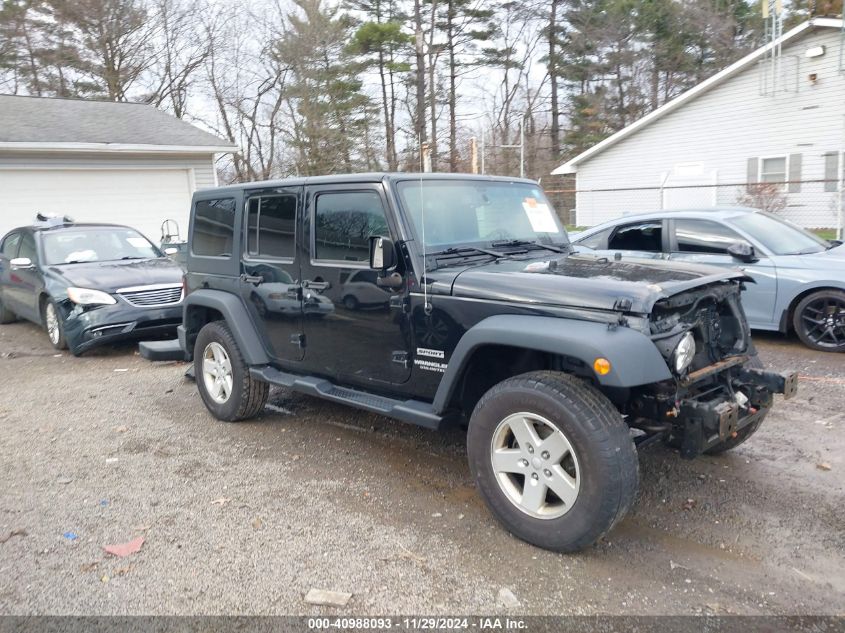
[800,296,845,349]
[202,342,234,404]
[490,412,581,520]
[45,303,60,345]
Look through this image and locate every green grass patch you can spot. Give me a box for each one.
[811,228,838,241]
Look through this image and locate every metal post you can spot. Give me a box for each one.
[480,133,485,175]
[519,118,525,178]
[839,149,844,240]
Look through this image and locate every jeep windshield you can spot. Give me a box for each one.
[396,180,570,259]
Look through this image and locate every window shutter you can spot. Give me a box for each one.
[788,153,802,192]
[824,152,839,192]
[747,157,758,184]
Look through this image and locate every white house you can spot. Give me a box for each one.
[553,18,845,229]
[0,95,237,242]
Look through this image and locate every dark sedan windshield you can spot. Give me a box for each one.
[730,212,830,255]
[396,180,568,251]
[43,228,161,265]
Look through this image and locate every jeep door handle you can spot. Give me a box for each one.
[240,273,264,285]
[302,280,331,291]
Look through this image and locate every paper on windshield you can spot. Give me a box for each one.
[126,237,149,248]
[522,198,559,233]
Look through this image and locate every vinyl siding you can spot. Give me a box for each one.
[0,151,220,240]
[574,26,845,228]
[0,152,217,186]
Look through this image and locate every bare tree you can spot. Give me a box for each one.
[203,4,291,182]
[737,183,788,213]
[145,0,210,118]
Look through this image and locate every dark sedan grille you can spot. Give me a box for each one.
[118,284,183,307]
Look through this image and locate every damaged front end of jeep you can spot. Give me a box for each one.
[626,280,798,458]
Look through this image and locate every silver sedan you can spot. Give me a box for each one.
[572,207,845,352]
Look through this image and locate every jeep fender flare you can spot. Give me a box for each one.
[432,315,671,414]
[181,289,270,365]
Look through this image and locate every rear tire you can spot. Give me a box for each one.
[194,321,269,422]
[467,371,639,552]
[793,289,845,353]
[705,354,767,455]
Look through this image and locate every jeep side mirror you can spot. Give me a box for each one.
[369,236,397,271]
[727,242,757,263]
[10,257,33,269]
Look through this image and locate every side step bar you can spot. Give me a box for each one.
[138,339,186,362]
[250,366,444,430]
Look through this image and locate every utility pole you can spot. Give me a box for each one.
[413,0,426,165]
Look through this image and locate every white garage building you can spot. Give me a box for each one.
[0,95,236,242]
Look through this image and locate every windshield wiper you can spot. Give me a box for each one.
[490,239,570,254]
[426,246,508,270]
[120,256,147,260]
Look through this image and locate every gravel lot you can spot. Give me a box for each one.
[0,321,843,616]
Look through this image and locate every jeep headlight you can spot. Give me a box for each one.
[673,332,696,374]
[67,287,117,306]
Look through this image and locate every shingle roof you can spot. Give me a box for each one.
[0,95,237,153]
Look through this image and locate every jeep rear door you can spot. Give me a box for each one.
[239,187,305,362]
[299,183,412,387]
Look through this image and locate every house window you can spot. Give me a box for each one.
[759,156,787,186]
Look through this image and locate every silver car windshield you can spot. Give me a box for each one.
[396,180,569,252]
[730,212,829,256]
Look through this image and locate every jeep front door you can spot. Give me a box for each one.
[239,189,304,362]
[300,185,411,387]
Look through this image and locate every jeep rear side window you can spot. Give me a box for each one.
[193,198,236,257]
[314,191,388,263]
[246,195,297,259]
[608,221,662,252]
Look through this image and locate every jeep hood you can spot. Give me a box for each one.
[447,253,748,314]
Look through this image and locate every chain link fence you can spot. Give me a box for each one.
[545,179,844,235]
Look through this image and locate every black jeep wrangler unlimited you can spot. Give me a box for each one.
[176,173,796,552]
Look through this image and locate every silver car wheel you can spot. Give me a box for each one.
[202,342,234,404]
[490,412,581,520]
[45,303,60,345]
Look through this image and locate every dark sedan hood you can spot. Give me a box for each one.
[49,258,183,292]
[447,253,748,314]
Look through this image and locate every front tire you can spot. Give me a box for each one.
[467,371,639,552]
[793,289,845,352]
[43,299,67,350]
[194,321,269,422]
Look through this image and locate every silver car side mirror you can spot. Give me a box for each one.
[10,257,33,269]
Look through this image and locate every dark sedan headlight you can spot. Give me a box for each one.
[66,287,117,306]
[673,332,696,374]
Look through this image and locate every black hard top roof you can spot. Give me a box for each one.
[205,172,538,195]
